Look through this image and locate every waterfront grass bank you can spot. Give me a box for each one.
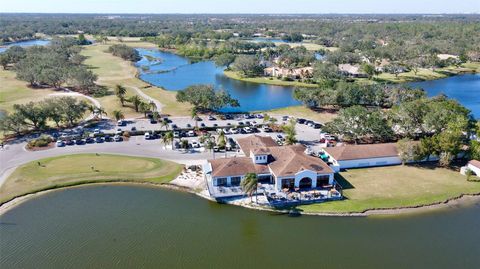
[0,153,183,205]
[298,164,480,214]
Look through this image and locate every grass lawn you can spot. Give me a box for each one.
[374,62,480,83]
[262,105,337,123]
[298,164,480,214]
[81,43,191,117]
[0,153,183,204]
[223,70,318,88]
[0,68,59,113]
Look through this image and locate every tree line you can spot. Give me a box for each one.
[108,44,141,62]
[0,97,89,135]
[1,37,99,95]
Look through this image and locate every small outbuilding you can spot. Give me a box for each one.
[466,160,480,177]
[324,143,402,172]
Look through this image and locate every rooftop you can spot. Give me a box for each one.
[209,156,270,177]
[237,135,279,157]
[325,143,399,161]
[468,160,480,169]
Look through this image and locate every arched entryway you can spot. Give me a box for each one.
[299,177,312,189]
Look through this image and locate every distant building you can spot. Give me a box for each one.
[338,64,368,78]
[264,66,313,79]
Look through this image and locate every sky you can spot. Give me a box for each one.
[1,0,479,14]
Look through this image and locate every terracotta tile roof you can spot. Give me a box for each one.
[209,157,269,178]
[237,135,278,157]
[268,145,333,177]
[325,143,399,161]
[469,160,480,169]
[251,147,271,155]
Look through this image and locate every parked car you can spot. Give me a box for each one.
[144,132,151,140]
[64,140,74,146]
[213,123,218,127]
[114,135,123,142]
[225,114,233,120]
[262,125,272,132]
[95,136,104,143]
[208,115,216,121]
[56,140,65,147]
[173,131,180,138]
[223,128,230,134]
[150,119,157,124]
[117,120,125,126]
[313,123,322,129]
[85,137,95,144]
[171,124,178,129]
[115,129,123,135]
[243,127,253,133]
[93,129,101,135]
[104,135,113,142]
[282,116,289,121]
[75,139,85,145]
[186,123,192,128]
[131,126,137,131]
[213,146,220,152]
[256,114,264,119]
[238,121,244,126]
[187,130,195,137]
[296,118,306,124]
[191,140,200,148]
[200,123,206,128]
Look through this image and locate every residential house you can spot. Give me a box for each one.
[263,66,313,79]
[338,64,368,78]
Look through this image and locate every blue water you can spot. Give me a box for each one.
[136,49,300,112]
[409,74,480,119]
[0,39,50,53]
[136,49,479,115]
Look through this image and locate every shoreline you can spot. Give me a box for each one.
[1,180,479,217]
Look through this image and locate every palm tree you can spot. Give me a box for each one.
[96,107,107,119]
[163,131,174,149]
[87,104,97,118]
[241,173,258,203]
[112,110,124,121]
[129,95,142,112]
[160,119,169,131]
[152,111,160,121]
[217,130,226,149]
[191,106,199,129]
[115,85,127,106]
[283,119,297,145]
[149,101,157,112]
[139,101,150,118]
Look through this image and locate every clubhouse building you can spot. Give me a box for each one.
[204,135,336,199]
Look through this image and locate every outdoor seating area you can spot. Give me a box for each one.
[265,184,342,207]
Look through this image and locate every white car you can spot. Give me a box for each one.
[243,127,252,133]
[230,128,239,134]
[191,140,200,148]
[216,128,223,134]
[187,130,195,137]
[56,140,65,147]
[114,135,122,142]
[144,132,151,140]
[173,131,180,138]
[93,128,101,135]
[262,125,272,132]
[223,128,231,134]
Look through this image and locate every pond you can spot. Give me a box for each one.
[0,39,51,53]
[136,49,479,116]
[1,185,479,269]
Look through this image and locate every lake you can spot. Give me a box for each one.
[409,73,480,119]
[1,185,479,269]
[136,48,300,112]
[136,49,480,117]
[0,39,51,53]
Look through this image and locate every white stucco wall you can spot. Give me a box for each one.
[337,156,402,169]
[467,164,480,176]
[275,170,334,191]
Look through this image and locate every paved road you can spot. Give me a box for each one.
[0,115,325,187]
